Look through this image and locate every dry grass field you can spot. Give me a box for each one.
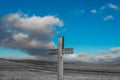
[0,58,120,80]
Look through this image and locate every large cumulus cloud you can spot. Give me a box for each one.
[0,12,63,59]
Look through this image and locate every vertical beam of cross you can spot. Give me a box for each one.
[58,37,64,80]
[49,36,73,80]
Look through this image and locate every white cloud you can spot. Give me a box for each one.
[110,47,120,53]
[71,9,85,15]
[64,53,99,63]
[99,3,119,21]
[0,12,63,58]
[108,3,118,10]
[64,47,120,63]
[79,10,85,14]
[13,33,29,41]
[64,53,120,63]
[2,13,63,31]
[90,9,97,14]
[97,50,107,54]
[100,6,106,10]
[100,3,118,11]
[104,15,114,21]
[57,28,67,34]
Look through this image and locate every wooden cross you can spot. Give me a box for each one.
[49,36,73,80]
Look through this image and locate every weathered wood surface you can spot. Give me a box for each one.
[49,37,73,80]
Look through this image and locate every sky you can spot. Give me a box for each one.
[0,0,120,63]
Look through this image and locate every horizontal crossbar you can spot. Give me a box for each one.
[49,48,73,55]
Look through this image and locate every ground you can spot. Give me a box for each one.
[0,58,120,80]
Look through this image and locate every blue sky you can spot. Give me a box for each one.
[0,0,120,63]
